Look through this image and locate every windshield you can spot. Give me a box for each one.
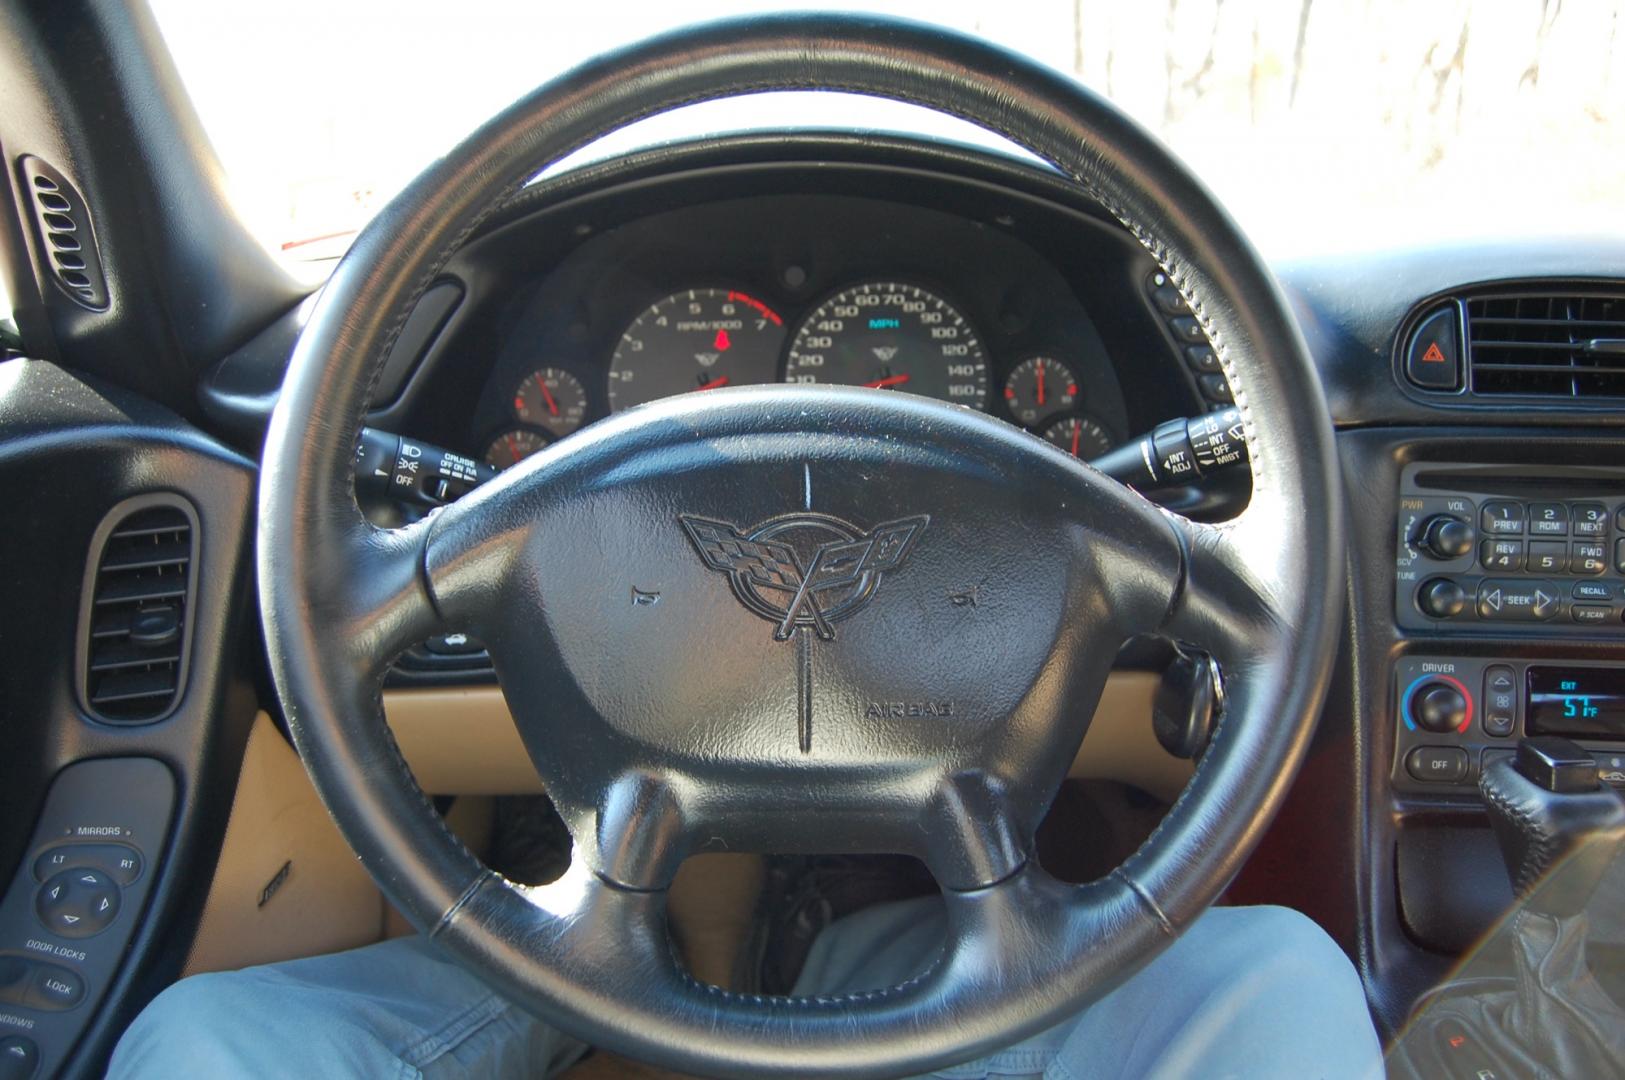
[150,0,1624,260]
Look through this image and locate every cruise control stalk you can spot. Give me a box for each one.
[354,427,497,508]
[1089,408,1248,489]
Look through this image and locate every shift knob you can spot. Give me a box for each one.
[1480,738,1625,916]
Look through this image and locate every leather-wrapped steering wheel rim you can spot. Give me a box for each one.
[259,14,1344,1079]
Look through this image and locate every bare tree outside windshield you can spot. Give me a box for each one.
[150,0,1624,259]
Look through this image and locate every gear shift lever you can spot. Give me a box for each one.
[1390,738,1625,1079]
[1481,736,1625,917]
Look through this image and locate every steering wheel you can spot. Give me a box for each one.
[259,14,1342,1079]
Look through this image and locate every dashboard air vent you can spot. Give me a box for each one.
[80,498,199,723]
[20,156,110,310]
[1467,292,1625,398]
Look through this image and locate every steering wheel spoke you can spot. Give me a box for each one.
[1158,514,1288,668]
[340,518,447,678]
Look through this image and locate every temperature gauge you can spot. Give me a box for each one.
[1042,416,1114,459]
[483,428,551,470]
[512,368,588,437]
[1003,356,1078,427]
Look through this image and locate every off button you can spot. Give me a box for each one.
[1406,746,1470,783]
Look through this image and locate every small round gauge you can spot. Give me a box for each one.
[482,428,551,470]
[1003,356,1079,428]
[1042,416,1115,460]
[607,288,785,411]
[784,282,989,410]
[512,368,588,437]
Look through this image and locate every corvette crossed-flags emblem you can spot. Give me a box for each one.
[679,513,928,640]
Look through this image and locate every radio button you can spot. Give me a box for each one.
[1480,502,1525,535]
[1480,538,1523,572]
[1571,541,1607,575]
[1529,502,1568,535]
[1406,746,1470,784]
[1482,665,1517,737]
[1574,581,1615,602]
[1417,515,1474,560]
[1477,580,1561,621]
[1418,578,1467,619]
[1573,503,1609,537]
[1617,537,1625,574]
[1572,604,1615,625]
[1528,541,1568,573]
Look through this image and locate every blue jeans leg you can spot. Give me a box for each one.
[111,900,1381,1080]
[107,934,587,1079]
[794,899,1385,1080]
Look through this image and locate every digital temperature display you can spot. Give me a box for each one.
[1527,666,1625,739]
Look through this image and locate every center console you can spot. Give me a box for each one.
[1381,455,1625,970]
[1391,462,1625,794]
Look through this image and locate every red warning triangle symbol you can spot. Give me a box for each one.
[1421,342,1446,363]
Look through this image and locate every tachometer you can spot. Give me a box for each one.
[784,282,988,410]
[607,288,785,411]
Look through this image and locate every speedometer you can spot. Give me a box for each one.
[784,282,989,410]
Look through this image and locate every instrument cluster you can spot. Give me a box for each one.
[480,278,1117,469]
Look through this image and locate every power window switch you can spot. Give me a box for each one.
[0,1036,40,1080]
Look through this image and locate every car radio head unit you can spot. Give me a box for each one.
[1394,462,1625,634]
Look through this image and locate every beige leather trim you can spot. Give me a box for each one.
[182,712,385,976]
[186,677,1187,977]
[1066,671,1193,802]
[387,687,538,794]
[384,671,1191,801]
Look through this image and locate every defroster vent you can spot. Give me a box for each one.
[78,496,199,723]
[20,156,110,310]
[1467,292,1625,399]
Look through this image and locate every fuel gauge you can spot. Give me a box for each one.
[483,428,551,470]
[1042,415,1114,460]
[1003,356,1078,428]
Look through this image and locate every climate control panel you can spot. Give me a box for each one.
[1392,655,1625,794]
[1394,463,1625,633]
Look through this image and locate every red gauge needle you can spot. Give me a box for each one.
[864,374,912,389]
[505,434,521,462]
[1036,364,1046,406]
[534,375,559,417]
[1069,423,1082,457]
[696,375,730,391]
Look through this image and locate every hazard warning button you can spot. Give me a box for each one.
[1405,304,1462,391]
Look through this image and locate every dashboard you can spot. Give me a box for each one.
[333,139,1234,485]
[464,192,1133,470]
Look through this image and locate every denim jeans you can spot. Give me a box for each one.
[109,899,1382,1079]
